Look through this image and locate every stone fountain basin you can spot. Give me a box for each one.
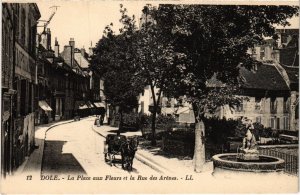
[212,153,285,179]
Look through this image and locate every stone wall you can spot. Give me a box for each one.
[162,137,194,157]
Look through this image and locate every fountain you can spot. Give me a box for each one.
[212,124,285,179]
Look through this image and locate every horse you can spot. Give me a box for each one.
[121,136,139,171]
[105,134,127,166]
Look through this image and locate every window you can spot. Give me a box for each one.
[276,118,280,129]
[20,79,27,116]
[28,18,31,53]
[283,97,290,113]
[236,101,243,112]
[296,104,299,120]
[260,47,265,60]
[270,97,277,113]
[21,8,26,46]
[270,117,276,129]
[32,25,37,56]
[28,83,32,113]
[283,117,289,130]
[255,97,261,110]
[15,4,20,39]
[256,116,261,124]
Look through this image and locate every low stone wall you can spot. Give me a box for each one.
[258,144,298,149]
[162,136,194,156]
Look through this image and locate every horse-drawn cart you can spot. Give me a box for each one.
[104,134,139,171]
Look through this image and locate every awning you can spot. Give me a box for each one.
[79,104,89,110]
[39,100,52,111]
[93,102,105,108]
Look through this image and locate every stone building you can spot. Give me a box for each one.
[61,38,91,117]
[243,28,299,131]
[217,63,292,130]
[281,65,299,131]
[137,29,299,131]
[249,28,299,67]
[74,47,106,116]
[2,3,17,178]
[14,3,41,169]
[1,3,40,177]
[37,32,92,121]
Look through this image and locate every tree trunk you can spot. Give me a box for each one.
[149,84,161,147]
[118,111,123,136]
[151,111,157,146]
[192,104,206,173]
[193,120,205,172]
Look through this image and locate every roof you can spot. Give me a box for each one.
[207,63,290,91]
[39,44,55,58]
[276,29,299,35]
[282,65,299,84]
[281,65,299,91]
[74,52,90,68]
[239,63,290,91]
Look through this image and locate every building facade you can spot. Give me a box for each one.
[1,3,41,177]
[2,3,16,178]
[137,29,299,131]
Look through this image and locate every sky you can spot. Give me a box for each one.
[36,1,299,50]
[37,1,159,50]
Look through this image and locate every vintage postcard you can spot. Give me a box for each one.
[1,0,299,193]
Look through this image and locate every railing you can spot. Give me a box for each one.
[259,148,298,175]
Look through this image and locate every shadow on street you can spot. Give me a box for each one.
[42,140,86,175]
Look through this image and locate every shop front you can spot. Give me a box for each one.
[38,100,52,124]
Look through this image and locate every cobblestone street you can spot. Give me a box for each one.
[42,117,156,177]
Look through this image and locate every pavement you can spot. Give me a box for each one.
[12,115,210,177]
[13,119,76,177]
[91,122,213,174]
[4,116,298,194]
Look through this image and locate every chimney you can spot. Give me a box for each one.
[69,38,75,67]
[69,38,75,48]
[46,28,51,50]
[54,37,59,57]
[81,47,86,57]
[63,45,72,67]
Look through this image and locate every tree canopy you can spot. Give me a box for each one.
[155,5,299,116]
[154,4,298,172]
[91,4,298,170]
[91,6,144,133]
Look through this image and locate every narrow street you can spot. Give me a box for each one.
[42,117,156,177]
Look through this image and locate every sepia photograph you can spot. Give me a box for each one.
[1,0,299,193]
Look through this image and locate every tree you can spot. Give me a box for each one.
[91,5,144,134]
[133,5,186,145]
[155,5,299,172]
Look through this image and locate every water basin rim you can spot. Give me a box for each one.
[214,166,285,173]
[212,153,285,165]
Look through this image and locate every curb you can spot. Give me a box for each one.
[91,125,168,174]
[17,119,77,176]
[134,153,166,173]
[39,119,85,174]
[135,152,172,173]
